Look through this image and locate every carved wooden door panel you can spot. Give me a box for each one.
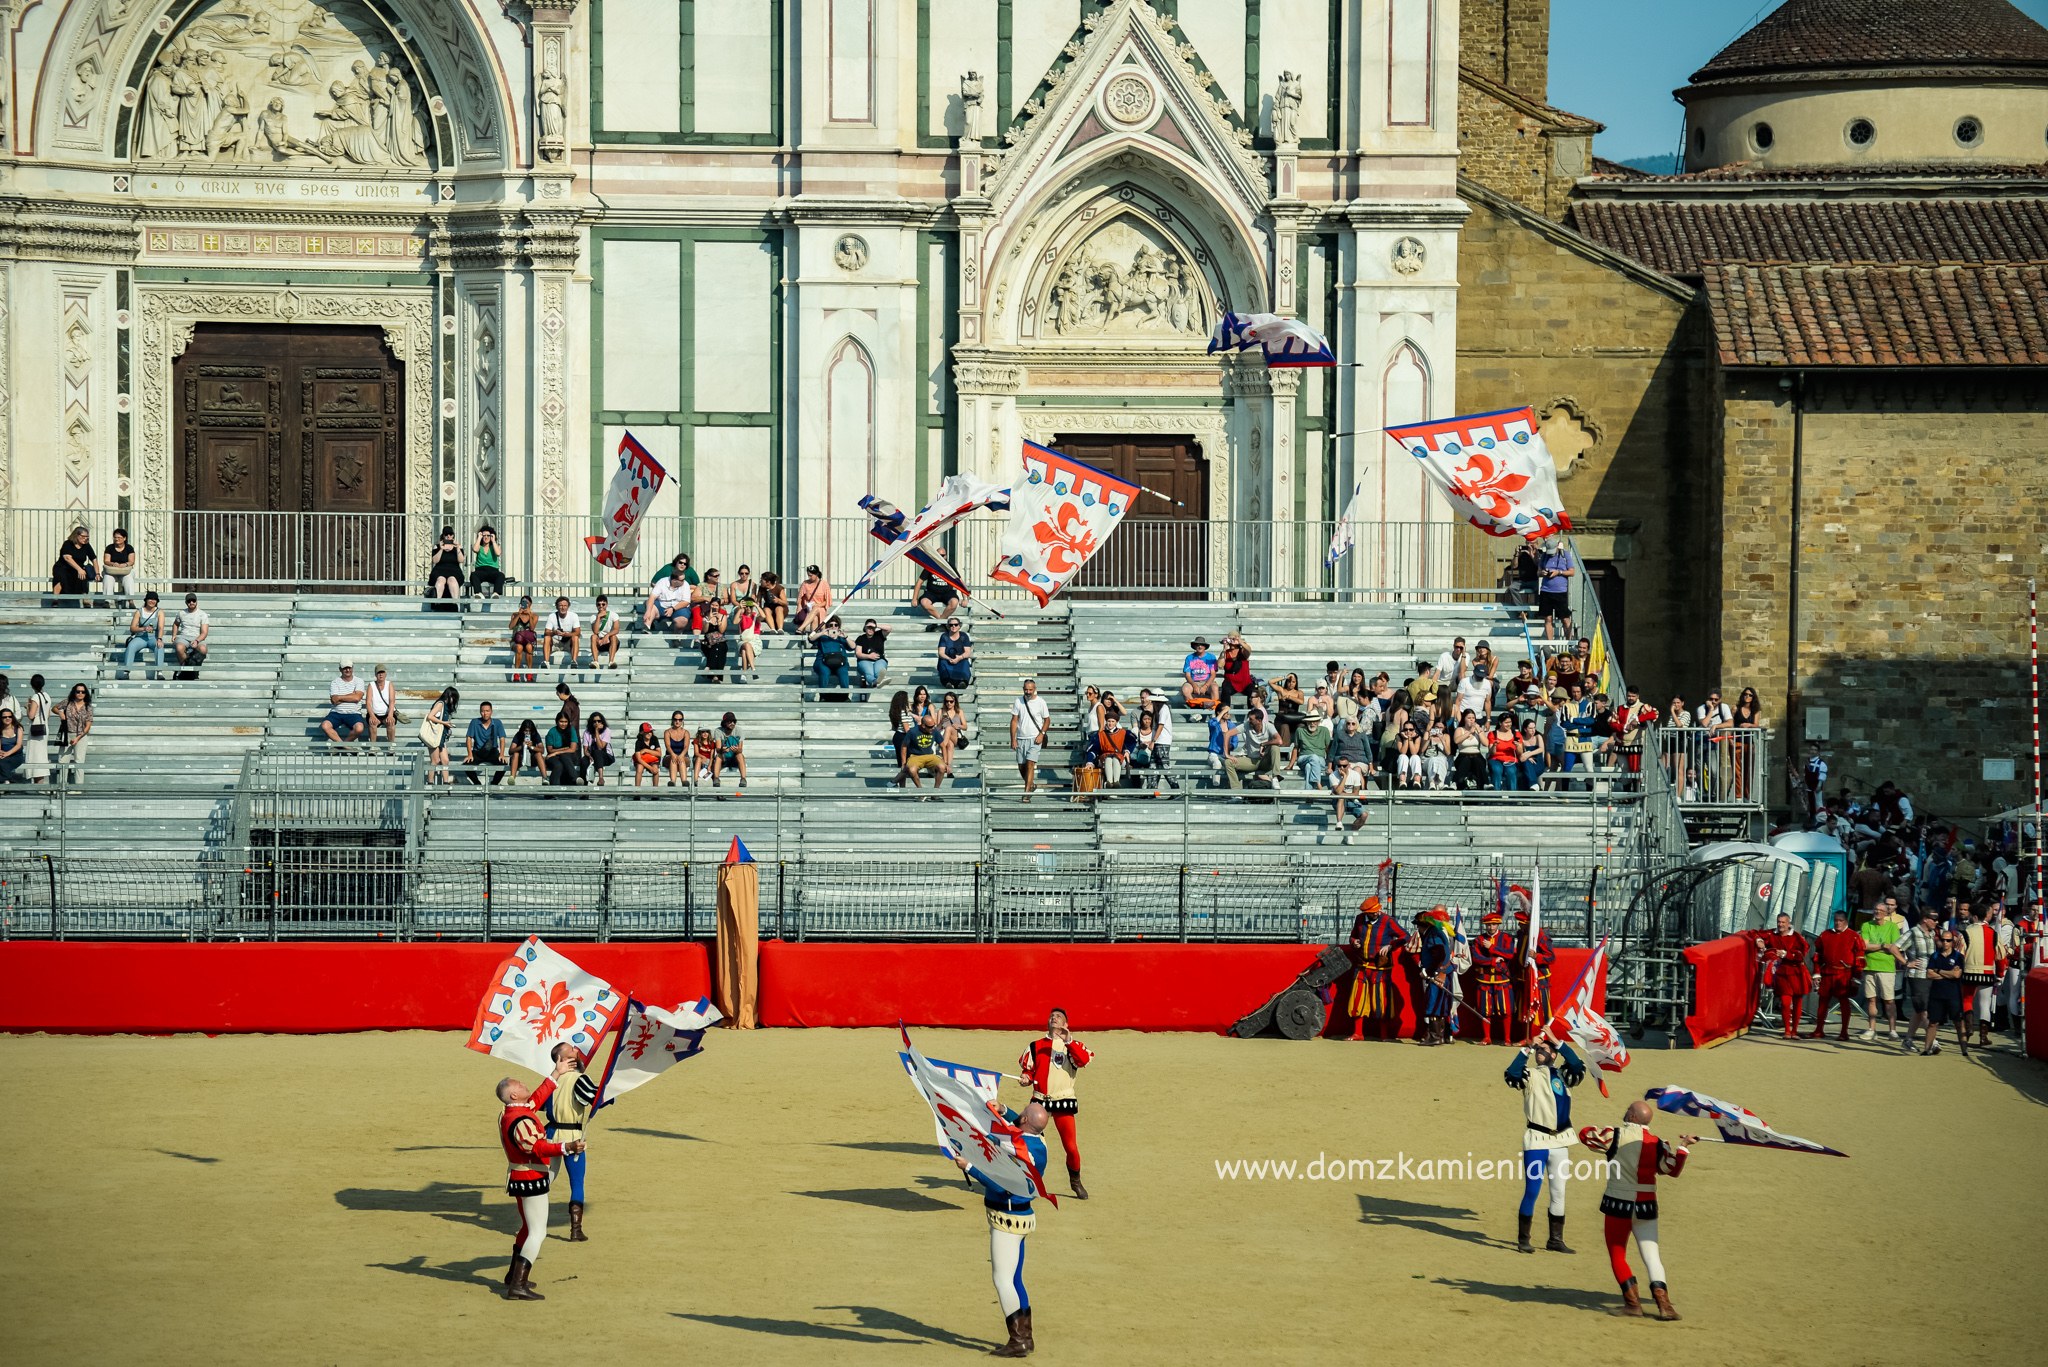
[174,325,403,591]
[1049,435,1209,599]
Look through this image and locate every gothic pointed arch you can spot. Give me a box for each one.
[825,336,878,492]
[38,0,512,169]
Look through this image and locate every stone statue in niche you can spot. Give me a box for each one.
[1272,70,1303,146]
[130,1,435,170]
[960,71,984,141]
[537,37,567,158]
[1044,218,1209,339]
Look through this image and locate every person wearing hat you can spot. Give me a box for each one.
[1469,908,1517,1045]
[321,660,367,744]
[1614,685,1658,775]
[118,591,165,680]
[1412,908,1457,1045]
[1327,892,1405,1042]
[1180,637,1219,712]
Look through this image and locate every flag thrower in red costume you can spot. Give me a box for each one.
[1810,909,1866,1040]
[495,1075,583,1301]
[1747,912,1814,1038]
[1018,1007,1092,1200]
[1574,1099,1698,1322]
[1510,875,1555,1043]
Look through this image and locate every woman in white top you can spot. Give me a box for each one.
[366,665,398,744]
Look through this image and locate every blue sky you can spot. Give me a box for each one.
[1550,0,2048,161]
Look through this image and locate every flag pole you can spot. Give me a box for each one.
[592,994,637,1110]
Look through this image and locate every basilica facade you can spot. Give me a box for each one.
[0,0,1466,593]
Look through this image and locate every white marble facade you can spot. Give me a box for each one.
[0,0,1463,587]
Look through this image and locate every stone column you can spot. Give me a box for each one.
[524,211,581,582]
[1223,358,1275,594]
[441,213,523,522]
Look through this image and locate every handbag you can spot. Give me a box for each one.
[419,715,447,747]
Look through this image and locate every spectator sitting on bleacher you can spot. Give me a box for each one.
[553,683,584,778]
[757,571,788,632]
[1408,660,1444,712]
[792,565,832,636]
[1486,714,1521,790]
[1329,716,1373,830]
[1180,636,1219,713]
[699,605,730,681]
[734,599,764,679]
[691,727,717,786]
[1294,710,1331,790]
[853,618,890,697]
[543,597,582,670]
[936,619,974,689]
[728,565,755,606]
[423,686,459,784]
[811,616,853,690]
[937,692,969,777]
[1319,660,1344,698]
[1206,698,1235,786]
[1546,637,1591,693]
[663,710,690,786]
[1132,708,1164,785]
[170,593,210,673]
[322,661,368,744]
[0,708,23,784]
[888,690,915,784]
[464,700,507,786]
[1097,705,1131,787]
[1336,670,1368,724]
[716,712,748,791]
[1422,718,1451,788]
[590,596,621,669]
[1270,673,1307,748]
[1239,706,1282,787]
[1437,636,1469,689]
[470,526,507,600]
[509,718,544,785]
[428,526,466,604]
[1518,718,1547,790]
[50,526,98,601]
[632,722,662,787]
[1219,633,1254,705]
[905,712,946,790]
[102,529,140,608]
[699,569,725,623]
[643,555,697,635]
[917,567,962,627]
[366,665,397,744]
[118,591,165,681]
[584,712,616,787]
[1138,690,1174,777]
[1454,664,1493,723]
[1509,658,1539,699]
[508,595,539,682]
[543,710,580,786]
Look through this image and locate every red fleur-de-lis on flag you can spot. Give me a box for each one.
[1031,501,1098,575]
[517,980,579,1042]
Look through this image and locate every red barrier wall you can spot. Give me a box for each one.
[2028,968,2048,1063]
[0,942,711,1034]
[757,942,1604,1036]
[1683,934,1756,1049]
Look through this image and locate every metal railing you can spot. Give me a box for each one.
[1656,726,1770,809]
[6,507,1511,601]
[0,846,1634,944]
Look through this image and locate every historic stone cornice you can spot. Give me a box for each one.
[0,200,140,264]
[521,208,582,272]
[1219,355,1273,399]
[432,210,526,271]
[784,196,951,228]
[951,348,1027,395]
[1343,200,1472,230]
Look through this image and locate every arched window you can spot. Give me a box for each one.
[1381,342,1432,584]
[825,337,877,498]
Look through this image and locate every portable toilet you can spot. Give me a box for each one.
[1771,830,1849,922]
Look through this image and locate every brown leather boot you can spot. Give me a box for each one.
[990,1309,1032,1356]
[569,1202,587,1241]
[505,1256,544,1301]
[1516,1213,1534,1253]
[1068,1170,1088,1200]
[1545,1213,1573,1253]
[1650,1283,1680,1321]
[1609,1277,1643,1317]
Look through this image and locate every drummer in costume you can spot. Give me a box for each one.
[494,1076,583,1300]
[531,1042,600,1241]
[1413,908,1456,1045]
[1019,1009,1092,1199]
[1512,893,1557,1044]
[1503,1037,1585,1254]
[954,1101,1054,1358]
[1468,909,1516,1045]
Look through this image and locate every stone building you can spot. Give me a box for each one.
[1458,0,2048,817]
[0,0,1469,597]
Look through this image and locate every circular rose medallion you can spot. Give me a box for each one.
[1102,74,1156,128]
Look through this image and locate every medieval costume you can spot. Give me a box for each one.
[1575,1117,1690,1321]
[1956,915,2003,1047]
[1504,1041,1584,1254]
[1414,908,1455,1045]
[1810,917,1866,1040]
[532,1061,599,1241]
[498,1092,569,1300]
[962,1108,1051,1358]
[1020,1027,1092,1198]
[1749,922,1813,1037]
[1513,908,1557,1043]
[1336,897,1405,1041]
[1468,911,1516,1045]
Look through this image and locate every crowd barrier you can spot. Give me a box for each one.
[1681,935,1754,1048]
[0,940,1606,1038]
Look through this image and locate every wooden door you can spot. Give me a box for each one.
[1048,434,1209,598]
[175,325,404,590]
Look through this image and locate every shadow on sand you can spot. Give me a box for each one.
[1431,1277,1615,1311]
[1355,1193,1503,1248]
[791,1187,964,1213]
[675,1306,994,1350]
[334,1181,510,1234]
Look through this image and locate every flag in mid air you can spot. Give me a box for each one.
[1207,312,1335,367]
[897,1050,1005,1160]
[596,996,722,1104]
[585,431,667,568]
[1643,1086,1847,1156]
[1543,937,1627,1096]
[466,936,629,1076]
[1386,407,1570,540]
[990,442,1139,605]
[843,475,1012,606]
[900,1025,1057,1206]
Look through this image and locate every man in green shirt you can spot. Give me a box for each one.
[1858,897,1903,1041]
[1295,713,1332,790]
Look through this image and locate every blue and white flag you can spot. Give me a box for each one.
[595,995,720,1104]
[1208,311,1335,367]
[843,475,1011,606]
[1643,1086,1847,1157]
[897,1050,1004,1160]
[900,1025,1057,1206]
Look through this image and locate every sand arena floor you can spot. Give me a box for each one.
[4,1025,2047,1367]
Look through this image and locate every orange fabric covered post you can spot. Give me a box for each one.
[714,837,760,1028]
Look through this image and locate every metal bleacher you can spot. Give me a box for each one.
[1,586,1656,939]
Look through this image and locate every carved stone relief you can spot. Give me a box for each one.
[1041,215,1210,338]
[1537,396,1602,480]
[461,283,503,513]
[534,274,570,581]
[0,267,11,576]
[60,283,100,513]
[130,1,434,168]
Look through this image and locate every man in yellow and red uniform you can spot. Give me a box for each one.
[1809,909,1865,1040]
[1748,912,1813,1038]
[1575,1099,1698,1321]
[496,1075,583,1300]
[1340,896,1405,1041]
[1468,909,1516,1045]
[1019,1008,1092,1199]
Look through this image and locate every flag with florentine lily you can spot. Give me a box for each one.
[585,430,667,568]
[595,996,721,1104]
[900,1024,1057,1206]
[466,936,629,1076]
[1387,407,1570,540]
[990,441,1138,606]
[1542,937,1627,1096]
[1644,1086,1847,1157]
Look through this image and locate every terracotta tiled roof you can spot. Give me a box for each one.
[1703,261,2048,366]
[1569,197,2048,279]
[1617,160,2048,183]
[1692,0,2048,82]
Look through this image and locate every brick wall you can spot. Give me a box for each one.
[1456,195,1714,695]
[1716,372,2048,817]
[1457,81,1555,214]
[1461,0,1550,100]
